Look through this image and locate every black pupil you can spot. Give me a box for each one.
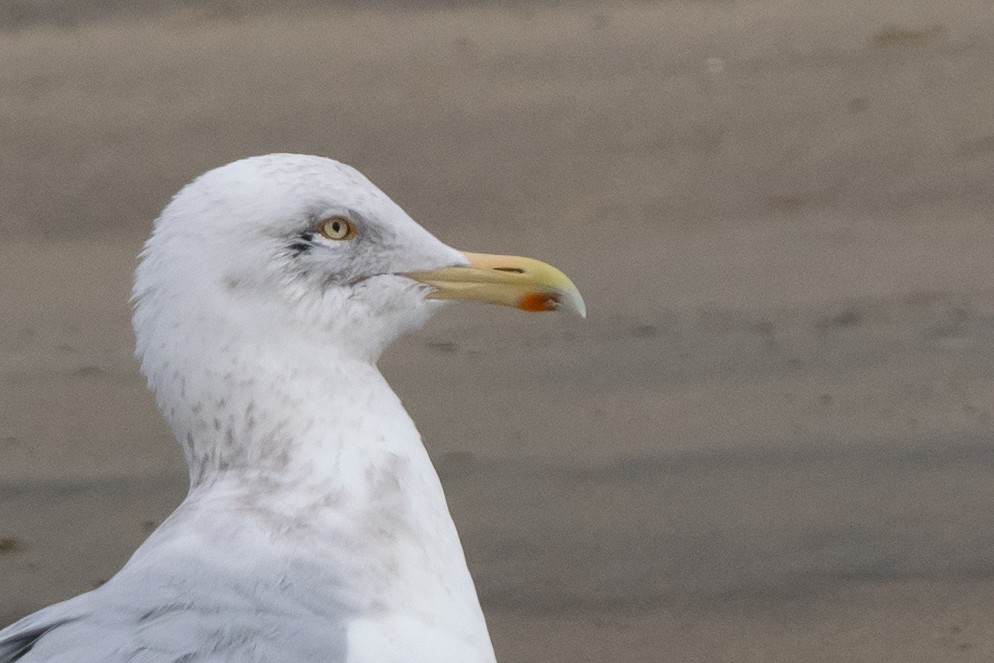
[332,221,341,233]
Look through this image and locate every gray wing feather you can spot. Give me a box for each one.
[1,502,352,662]
[0,556,350,662]
[0,593,90,662]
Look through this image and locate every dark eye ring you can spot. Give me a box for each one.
[317,217,356,241]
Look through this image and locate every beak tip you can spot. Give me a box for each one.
[561,289,587,319]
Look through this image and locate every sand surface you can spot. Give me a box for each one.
[3,1,994,660]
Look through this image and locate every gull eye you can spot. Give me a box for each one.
[317,216,356,241]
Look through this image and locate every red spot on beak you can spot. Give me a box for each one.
[517,292,557,312]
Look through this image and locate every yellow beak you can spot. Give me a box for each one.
[405,252,586,317]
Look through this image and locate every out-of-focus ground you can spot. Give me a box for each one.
[3,1,994,660]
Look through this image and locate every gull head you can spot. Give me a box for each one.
[133,153,584,367]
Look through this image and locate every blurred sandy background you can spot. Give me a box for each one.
[3,1,994,660]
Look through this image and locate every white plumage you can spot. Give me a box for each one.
[0,154,583,662]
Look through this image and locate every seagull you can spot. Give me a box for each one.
[0,154,584,662]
